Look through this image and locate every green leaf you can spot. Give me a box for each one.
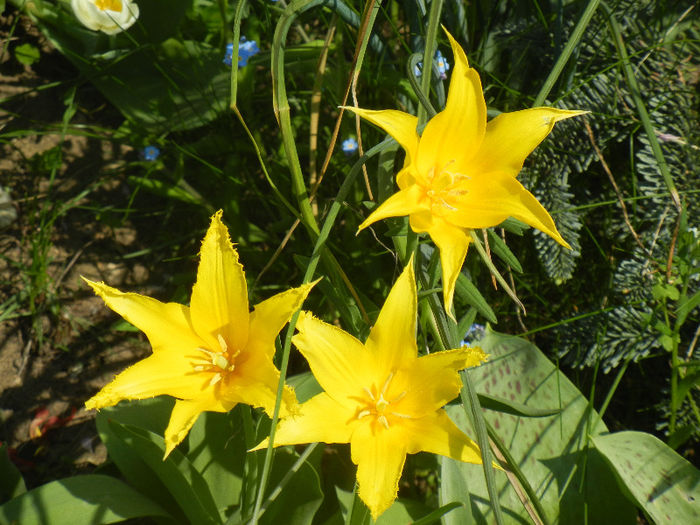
[108,420,221,525]
[187,409,246,515]
[652,283,680,301]
[477,393,561,418]
[14,43,39,66]
[593,431,700,524]
[677,289,700,326]
[0,445,25,504]
[439,458,472,525]
[0,475,171,524]
[455,273,497,324]
[442,330,636,524]
[487,230,523,273]
[256,448,324,525]
[96,398,186,521]
[287,371,322,403]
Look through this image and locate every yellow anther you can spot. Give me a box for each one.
[95,0,123,11]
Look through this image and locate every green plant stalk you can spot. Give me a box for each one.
[416,0,443,126]
[250,140,386,524]
[469,230,525,314]
[415,251,505,524]
[228,0,248,108]
[603,3,681,211]
[485,421,551,525]
[533,0,602,106]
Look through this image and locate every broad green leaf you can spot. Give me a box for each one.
[108,420,221,525]
[0,475,170,524]
[593,431,700,525]
[187,408,247,516]
[287,371,322,403]
[256,448,324,525]
[442,329,636,524]
[0,445,25,504]
[440,458,472,525]
[335,487,432,524]
[96,399,187,522]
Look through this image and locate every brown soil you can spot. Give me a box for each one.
[0,10,157,489]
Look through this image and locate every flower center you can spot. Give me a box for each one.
[192,334,240,387]
[95,0,123,11]
[422,162,470,217]
[354,372,410,430]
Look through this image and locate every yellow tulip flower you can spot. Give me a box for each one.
[84,211,314,457]
[348,29,586,313]
[255,257,487,519]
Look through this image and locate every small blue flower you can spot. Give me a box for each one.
[143,146,160,161]
[435,49,450,79]
[223,37,261,68]
[342,137,358,155]
[223,43,235,66]
[462,323,485,346]
[413,50,450,80]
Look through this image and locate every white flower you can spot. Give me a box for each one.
[71,0,140,35]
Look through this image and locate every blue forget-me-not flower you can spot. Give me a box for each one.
[223,37,260,68]
[413,49,450,80]
[342,137,358,155]
[143,146,160,161]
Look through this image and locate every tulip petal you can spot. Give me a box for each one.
[404,410,482,464]
[83,279,202,353]
[190,211,249,351]
[420,218,471,315]
[247,282,316,359]
[85,350,210,410]
[164,394,231,458]
[395,347,487,417]
[365,258,417,373]
[342,107,419,164]
[350,423,408,521]
[226,351,297,416]
[416,31,486,176]
[473,108,588,177]
[446,173,570,247]
[292,312,373,404]
[357,184,428,231]
[251,393,356,451]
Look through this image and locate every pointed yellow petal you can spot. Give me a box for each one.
[247,281,317,359]
[190,210,249,351]
[82,279,201,353]
[445,172,570,247]
[292,311,372,403]
[404,410,482,464]
[342,107,419,164]
[422,219,470,314]
[416,31,486,175]
[85,350,210,410]
[365,257,417,373]
[224,351,297,416]
[357,184,428,231]
[251,393,356,451]
[350,422,407,520]
[394,348,486,417]
[164,395,231,458]
[473,108,588,176]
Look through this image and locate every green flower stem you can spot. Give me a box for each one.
[417,0,444,125]
[251,140,389,525]
[533,0,601,106]
[415,249,505,525]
